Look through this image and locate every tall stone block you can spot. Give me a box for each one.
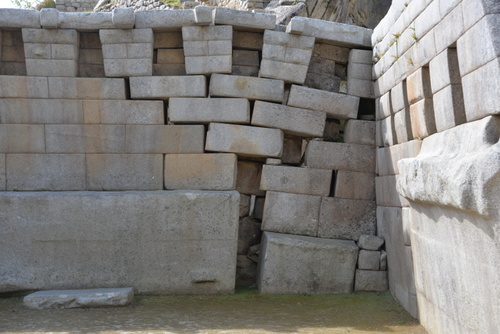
[260,165,332,196]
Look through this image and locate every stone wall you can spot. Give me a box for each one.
[0,7,386,296]
[372,0,499,333]
[55,0,99,12]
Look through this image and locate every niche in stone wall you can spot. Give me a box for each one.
[232,30,263,77]
[79,32,104,77]
[153,31,186,76]
[0,29,26,76]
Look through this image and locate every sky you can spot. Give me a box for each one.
[0,0,18,8]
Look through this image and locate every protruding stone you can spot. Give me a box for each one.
[194,6,213,25]
[40,8,59,29]
[112,8,135,29]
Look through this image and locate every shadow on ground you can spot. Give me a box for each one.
[0,289,426,333]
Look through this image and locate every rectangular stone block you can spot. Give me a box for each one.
[86,154,163,190]
[344,120,375,146]
[0,9,40,28]
[349,49,372,64]
[358,250,381,270]
[130,76,206,99]
[6,154,85,190]
[0,154,5,191]
[282,136,302,165]
[57,12,114,30]
[251,101,326,137]
[304,72,341,93]
[393,108,413,144]
[168,98,249,124]
[125,125,205,153]
[185,55,232,74]
[287,85,359,120]
[103,58,153,77]
[2,45,26,61]
[257,232,358,294]
[313,43,350,63]
[206,123,283,158]
[79,49,104,65]
[263,30,315,49]
[236,160,265,196]
[45,125,125,153]
[335,170,375,201]
[308,56,336,76]
[209,74,284,102]
[354,270,388,292]
[0,190,239,294]
[0,99,83,124]
[347,78,374,98]
[100,29,153,44]
[260,165,332,196]
[154,32,183,48]
[153,64,186,76]
[304,141,375,174]
[0,124,45,153]
[376,140,422,176]
[406,67,433,105]
[391,81,408,113]
[429,48,461,94]
[318,197,376,241]
[433,84,466,132]
[410,98,437,139]
[182,25,232,41]
[375,175,409,207]
[83,100,164,124]
[157,49,185,64]
[164,153,237,190]
[233,50,259,66]
[377,92,393,119]
[22,28,78,44]
[0,76,49,98]
[213,8,276,31]
[259,60,309,85]
[347,63,372,80]
[48,77,126,100]
[233,31,263,50]
[25,59,78,77]
[24,288,134,309]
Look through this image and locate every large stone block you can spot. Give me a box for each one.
[260,165,332,197]
[257,232,359,294]
[433,84,466,132]
[135,9,196,31]
[168,98,250,124]
[6,154,85,190]
[130,76,206,99]
[86,154,163,190]
[209,74,284,102]
[393,107,413,144]
[57,12,115,30]
[45,125,125,153]
[344,120,375,146]
[287,85,359,120]
[185,55,232,74]
[0,190,239,294]
[0,124,45,153]
[262,191,321,237]
[335,170,375,201]
[429,48,461,94]
[259,60,309,85]
[406,67,432,105]
[318,197,376,241]
[100,29,153,44]
[213,8,275,32]
[313,43,350,63]
[83,100,164,124]
[103,58,153,77]
[23,288,134,309]
[251,101,326,137]
[304,141,375,174]
[125,125,205,154]
[0,9,40,28]
[164,153,237,190]
[25,59,78,77]
[205,123,283,158]
[0,76,49,99]
[48,77,126,100]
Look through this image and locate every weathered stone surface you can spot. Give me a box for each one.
[209,74,284,102]
[335,171,375,201]
[0,76,48,99]
[433,84,466,132]
[25,60,78,77]
[393,107,413,144]
[282,137,303,165]
[130,76,206,99]
[304,72,341,92]
[233,50,259,66]
[6,154,85,191]
[112,8,135,29]
[157,49,184,64]
[48,77,126,100]
[357,235,384,251]
[376,140,422,176]
[83,100,164,124]
[287,85,359,120]
[347,78,374,98]
[376,175,409,207]
[233,31,263,50]
[261,165,331,196]
[0,9,40,28]
[313,43,349,63]
[237,216,262,255]
[194,5,213,25]
[397,116,500,218]
[239,194,251,217]
[318,197,376,241]
[402,207,412,247]
[354,270,388,292]
[0,191,239,294]
[257,232,359,294]
[304,141,375,174]
[410,98,437,139]
[0,154,5,191]
[168,98,250,124]
[0,124,45,153]
[251,101,326,137]
[154,32,183,48]
[344,120,375,146]
[206,123,283,158]
[358,250,381,270]
[135,10,196,31]
[429,48,461,94]
[390,81,408,114]
[262,191,321,237]
[406,67,432,105]
[236,161,265,196]
[57,12,114,30]
[45,125,124,153]
[24,288,133,309]
[164,153,237,191]
[213,8,276,32]
[86,154,163,191]
[259,60,309,85]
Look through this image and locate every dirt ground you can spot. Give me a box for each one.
[0,289,426,334]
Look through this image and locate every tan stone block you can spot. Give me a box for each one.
[313,43,350,63]
[344,120,375,146]
[125,125,205,153]
[154,32,183,48]
[1,45,25,62]
[78,64,105,78]
[86,154,163,190]
[80,32,102,49]
[48,77,126,100]
[410,99,437,139]
[236,161,265,196]
[0,76,49,98]
[304,141,375,173]
[0,99,83,124]
[335,170,375,200]
[164,153,237,190]
[185,55,232,75]
[0,124,45,153]
[259,60,309,85]
[45,125,125,153]
[83,100,164,124]
[6,154,86,190]
[157,49,185,64]
[232,50,259,67]
[260,165,332,196]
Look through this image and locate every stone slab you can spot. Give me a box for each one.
[335,170,375,201]
[0,190,239,294]
[0,124,45,153]
[213,8,276,32]
[83,100,164,124]
[209,74,284,102]
[164,153,237,191]
[48,77,126,100]
[135,10,196,31]
[168,98,250,124]
[257,232,359,294]
[130,76,206,99]
[57,12,114,31]
[354,270,388,292]
[45,125,125,153]
[24,288,134,309]
[103,58,153,77]
[0,9,40,28]
[318,197,376,241]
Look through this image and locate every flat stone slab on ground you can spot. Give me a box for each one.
[23,288,134,309]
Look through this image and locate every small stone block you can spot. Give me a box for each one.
[357,235,384,250]
[282,137,302,165]
[344,119,375,146]
[112,8,135,29]
[354,270,388,292]
[358,250,381,270]
[236,161,265,196]
[194,6,213,25]
[260,165,332,196]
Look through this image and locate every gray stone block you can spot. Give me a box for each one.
[358,250,381,270]
[112,8,135,29]
[259,60,309,85]
[86,154,163,190]
[232,65,259,77]
[130,76,206,99]
[164,153,237,191]
[0,154,4,190]
[347,78,374,98]
[0,124,45,153]
[348,49,372,64]
[390,81,408,113]
[6,154,85,191]
[377,92,393,119]
[168,98,249,124]
[83,100,164,124]
[185,55,232,74]
[260,165,332,197]
[22,28,77,44]
[24,288,134,309]
[357,235,384,251]
[313,43,350,63]
[134,9,196,31]
[344,120,375,146]
[182,25,232,41]
[45,125,125,153]
[103,58,153,77]
[433,84,466,132]
[205,123,284,158]
[287,85,359,120]
[57,12,114,30]
[233,50,259,67]
[213,8,275,32]
[25,59,78,77]
[157,49,184,64]
[354,270,388,292]
[304,141,375,174]
[48,77,126,100]
[347,63,372,80]
[194,5,213,25]
[233,31,263,50]
[304,72,341,93]
[209,74,284,102]
[0,99,82,124]
[335,170,375,201]
[0,76,49,99]
[323,119,341,141]
[0,190,239,294]
[318,197,376,241]
[263,30,315,49]
[262,191,321,237]
[251,101,326,137]
[40,9,58,29]
[257,232,359,294]
[236,161,265,196]
[282,137,302,165]
[0,9,40,28]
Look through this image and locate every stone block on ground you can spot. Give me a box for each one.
[130,76,206,99]
[164,153,237,191]
[262,191,321,237]
[209,74,284,102]
[334,170,375,201]
[358,250,381,270]
[344,119,375,146]
[357,235,384,251]
[354,270,388,292]
[257,232,359,294]
[236,161,265,196]
[168,98,250,124]
[318,197,376,241]
[260,165,332,196]
[24,288,134,309]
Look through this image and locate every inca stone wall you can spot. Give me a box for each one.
[372,0,499,333]
[0,7,386,296]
